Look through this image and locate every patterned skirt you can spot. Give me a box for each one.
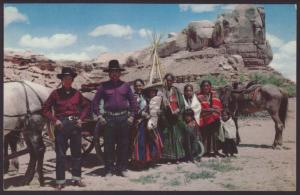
[132,121,163,165]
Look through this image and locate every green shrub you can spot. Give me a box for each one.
[249,73,296,97]
[239,73,246,83]
[184,171,216,182]
[198,74,229,89]
[199,159,242,173]
[130,174,157,184]
[168,178,181,186]
[221,183,236,190]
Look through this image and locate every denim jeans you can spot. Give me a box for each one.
[103,113,129,172]
[55,117,81,184]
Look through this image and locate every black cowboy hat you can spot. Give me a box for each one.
[103,59,126,72]
[57,67,77,79]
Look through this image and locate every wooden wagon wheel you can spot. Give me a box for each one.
[80,120,98,157]
[93,122,104,164]
[44,121,96,157]
[81,132,94,157]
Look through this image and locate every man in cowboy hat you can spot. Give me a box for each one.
[92,59,137,177]
[42,67,90,190]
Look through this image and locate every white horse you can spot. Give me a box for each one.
[4,80,52,186]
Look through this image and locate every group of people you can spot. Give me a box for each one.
[42,59,238,190]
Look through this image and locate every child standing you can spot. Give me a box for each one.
[182,109,204,162]
[221,110,238,157]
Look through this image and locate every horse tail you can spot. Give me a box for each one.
[279,91,288,128]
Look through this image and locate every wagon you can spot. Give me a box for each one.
[5,118,105,166]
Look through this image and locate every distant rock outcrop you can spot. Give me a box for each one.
[212,5,272,67]
[156,4,272,67]
[187,20,215,51]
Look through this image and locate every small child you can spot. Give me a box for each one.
[182,109,204,162]
[221,110,238,157]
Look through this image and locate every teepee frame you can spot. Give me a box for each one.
[148,32,165,85]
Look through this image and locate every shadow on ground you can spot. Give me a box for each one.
[238,144,273,149]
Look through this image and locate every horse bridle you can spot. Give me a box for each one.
[4,81,44,131]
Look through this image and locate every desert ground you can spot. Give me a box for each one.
[4,98,296,191]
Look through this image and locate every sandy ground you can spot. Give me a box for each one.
[3,98,296,191]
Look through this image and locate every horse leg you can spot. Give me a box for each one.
[232,108,241,145]
[4,136,9,174]
[233,113,241,145]
[22,131,37,185]
[269,111,284,149]
[9,134,20,173]
[34,133,46,186]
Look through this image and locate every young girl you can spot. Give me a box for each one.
[182,108,204,162]
[221,110,238,157]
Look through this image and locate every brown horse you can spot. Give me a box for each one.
[218,82,288,148]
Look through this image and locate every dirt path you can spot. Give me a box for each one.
[4,98,296,191]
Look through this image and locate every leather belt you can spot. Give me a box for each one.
[105,110,128,116]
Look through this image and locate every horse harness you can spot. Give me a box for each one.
[4,81,44,132]
[241,85,261,102]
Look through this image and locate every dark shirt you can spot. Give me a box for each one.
[92,80,137,117]
[42,87,90,123]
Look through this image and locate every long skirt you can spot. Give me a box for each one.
[132,121,163,166]
[222,139,238,155]
[201,120,221,154]
[161,122,186,160]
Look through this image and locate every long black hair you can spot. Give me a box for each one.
[184,83,193,91]
[133,79,145,86]
[200,80,212,90]
[164,73,175,81]
[200,80,213,107]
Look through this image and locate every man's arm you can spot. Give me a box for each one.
[127,84,138,118]
[42,90,58,123]
[92,85,104,116]
[79,93,91,120]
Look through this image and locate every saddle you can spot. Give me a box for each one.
[240,84,261,101]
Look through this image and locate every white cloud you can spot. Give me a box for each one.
[221,4,238,10]
[4,6,28,27]
[138,28,152,38]
[279,40,296,56]
[269,40,296,81]
[89,24,133,38]
[266,33,284,48]
[19,34,77,49]
[84,45,108,53]
[45,52,90,61]
[179,4,220,13]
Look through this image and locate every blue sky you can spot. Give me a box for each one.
[4,4,297,81]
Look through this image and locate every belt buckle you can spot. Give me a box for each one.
[68,116,77,121]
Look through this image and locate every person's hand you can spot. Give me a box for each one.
[55,120,63,129]
[141,111,150,119]
[211,108,220,114]
[76,119,83,127]
[127,116,134,126]
[156,110,162,116]
[173,109,180,116]
[97,115,107,126]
